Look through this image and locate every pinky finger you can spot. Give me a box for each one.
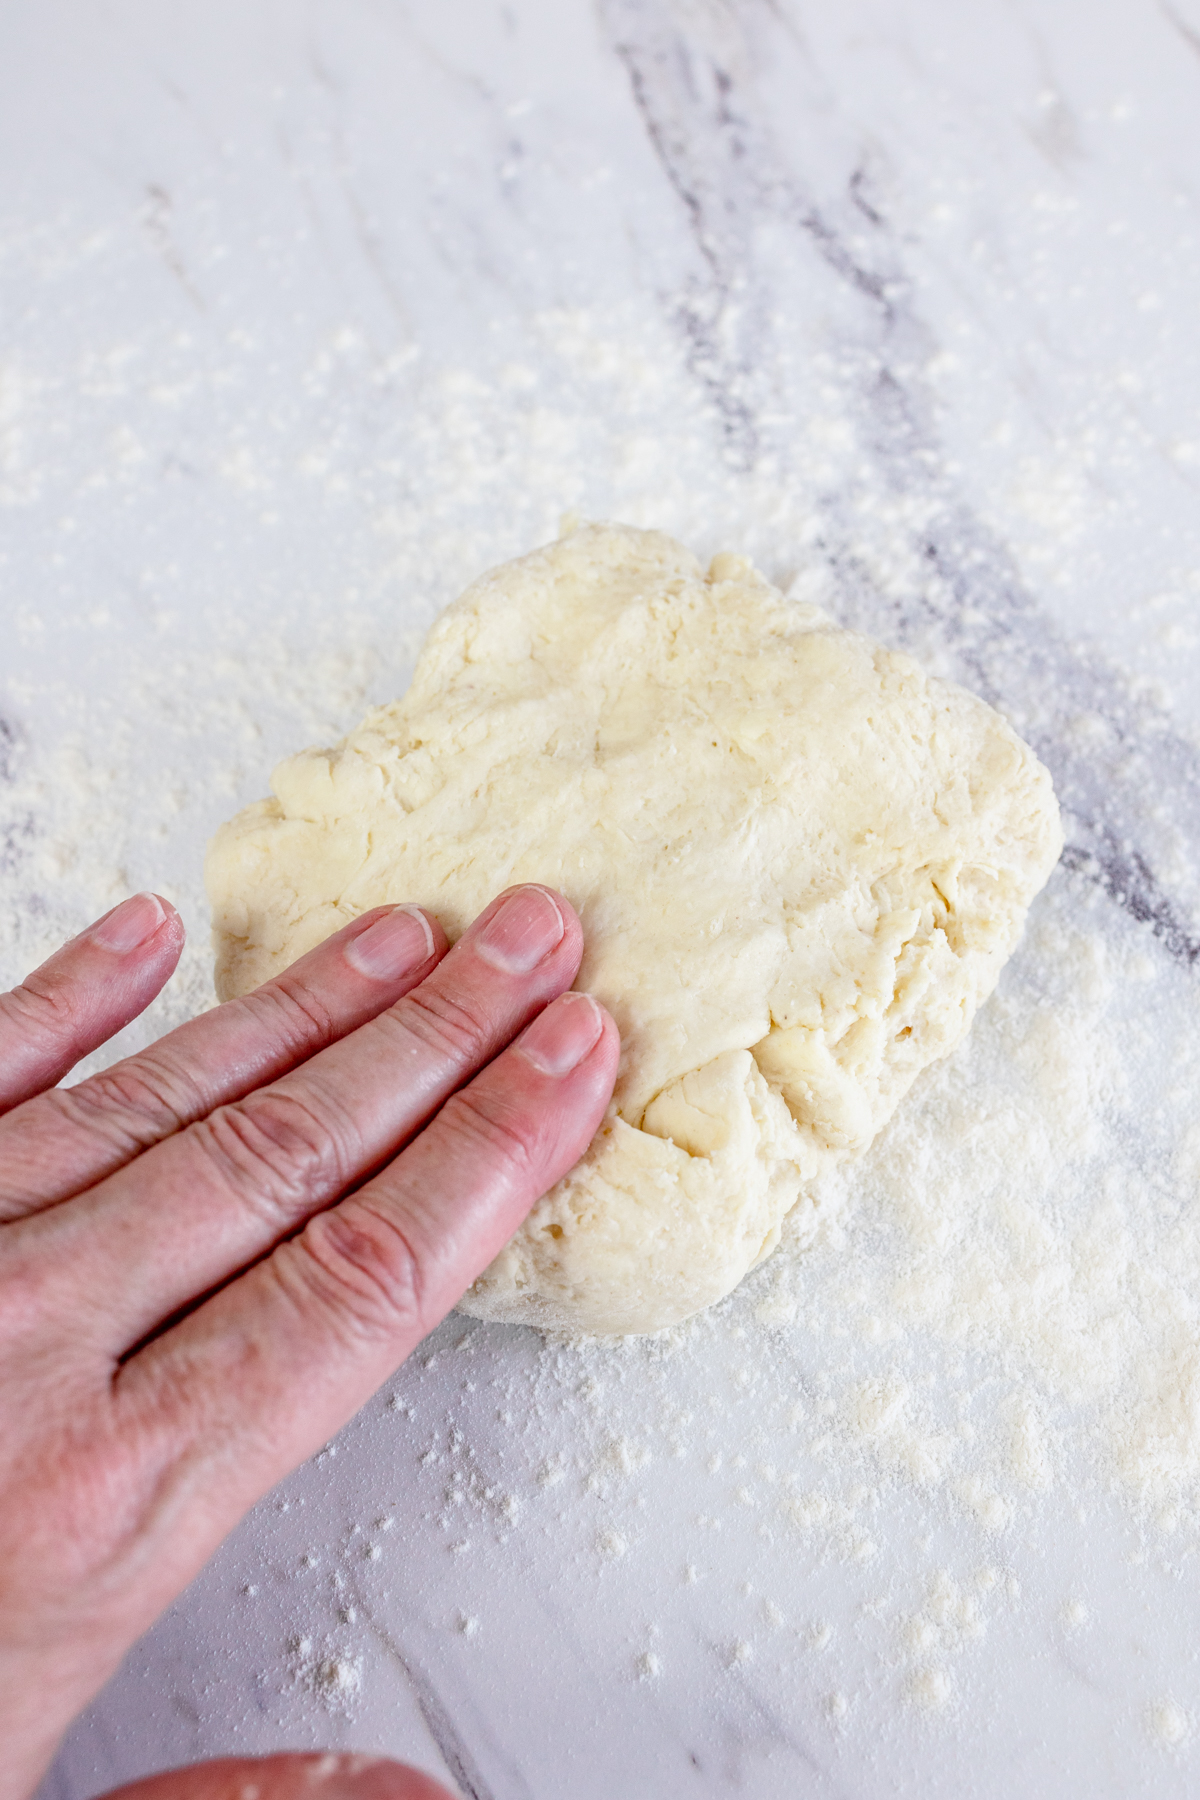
[0,893,184,1113]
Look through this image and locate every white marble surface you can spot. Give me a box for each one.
[4,2,1200,1796]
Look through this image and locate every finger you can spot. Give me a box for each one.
[123,993,618,1510]
[0,903,447,1221]
[98,1754,458,1800]
[24,886,582,1349]
[0,894,183,1116]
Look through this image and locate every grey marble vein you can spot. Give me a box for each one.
[349,1581,521,1800]
[14,3,1200,1795]
[602,0,1200,965]
[140,183,207,312]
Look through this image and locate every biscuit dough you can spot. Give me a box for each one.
[206,523,1062,1335]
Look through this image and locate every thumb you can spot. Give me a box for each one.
[98,1753,459,1800]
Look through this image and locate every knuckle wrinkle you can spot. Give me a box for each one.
[295,1205,426,1342]
[396,985,490,1064]
[191,1089,350,1225]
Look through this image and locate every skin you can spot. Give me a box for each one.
[0,885,619,1800]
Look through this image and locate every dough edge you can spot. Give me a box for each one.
[206,521,1063,1338]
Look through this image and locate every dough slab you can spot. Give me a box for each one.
[207,523,1062,1335]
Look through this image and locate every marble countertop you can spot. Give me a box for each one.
[5,3,1200,1796]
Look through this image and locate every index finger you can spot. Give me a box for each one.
[0,893,185,1115]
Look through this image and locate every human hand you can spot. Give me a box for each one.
[0,886,618,1799]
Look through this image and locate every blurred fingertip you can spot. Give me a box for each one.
[300,1755,459,1800]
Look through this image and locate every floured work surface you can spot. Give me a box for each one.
[207,523,1061,1334]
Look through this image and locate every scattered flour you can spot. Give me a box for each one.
[287,1635,363,1716]
[330,845,1200,1713]
[1149,1698,1192,1750]
[908,1666,954,1713]
[4,289,1200,1760]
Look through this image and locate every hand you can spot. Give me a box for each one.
[0,886,618,1800]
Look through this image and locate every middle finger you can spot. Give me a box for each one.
[16,886,580,1355]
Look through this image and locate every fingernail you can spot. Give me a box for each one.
[344,906,436,979]
[474,886,565,974]
[516,991,603,1076]
[89,892,166,954]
